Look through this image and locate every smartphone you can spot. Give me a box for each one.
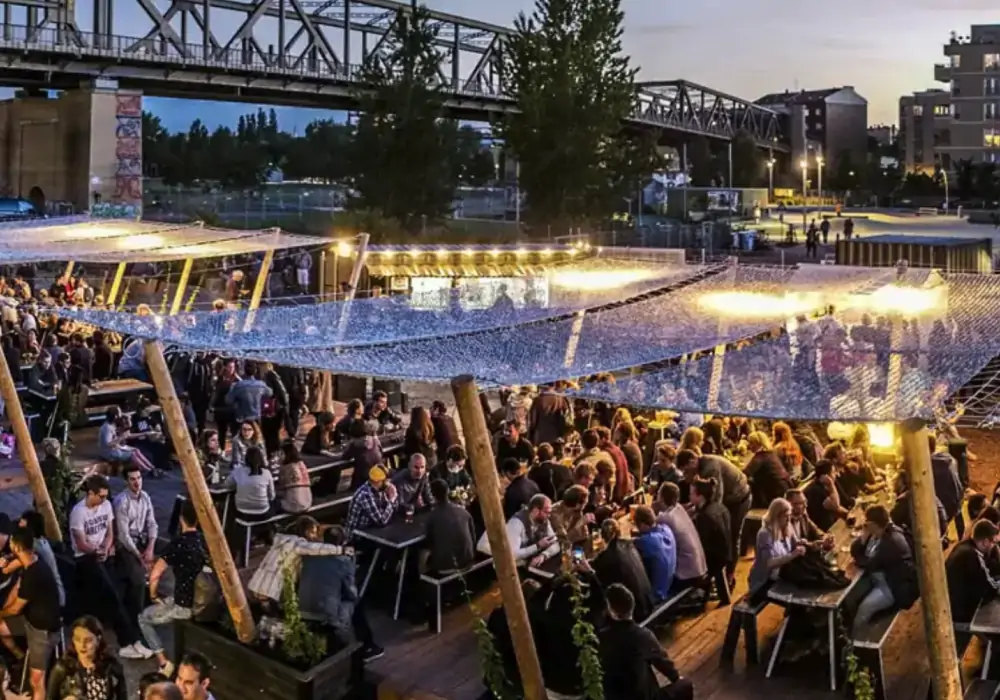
[572,547,585,562]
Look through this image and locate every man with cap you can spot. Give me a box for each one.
[345,465,398,538]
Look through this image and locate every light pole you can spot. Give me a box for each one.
[817,154,825,202]
[767,159,775,199]
[800,158,809,232]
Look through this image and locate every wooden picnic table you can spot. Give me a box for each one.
[765,487,893,691]
[357,510,432,620]
[28,377,154,402]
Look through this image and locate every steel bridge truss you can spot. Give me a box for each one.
[0,0,509,97]
[634,80,785,149]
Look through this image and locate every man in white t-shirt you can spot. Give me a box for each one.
[177,651,215,700]
[69,474,153,660]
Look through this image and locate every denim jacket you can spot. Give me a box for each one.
[226,378,272,423]
[298,553,358,636]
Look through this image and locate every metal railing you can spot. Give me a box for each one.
[0,24,508,98]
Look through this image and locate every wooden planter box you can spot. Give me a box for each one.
[176,620,361,700]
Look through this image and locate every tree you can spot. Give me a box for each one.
[452,126,496,186]
[686,136,715,186]
[347,5,462,229]
[497,0,660,227]
[829,149,858,193]
[727,131,760,187]
[955,159,976,200]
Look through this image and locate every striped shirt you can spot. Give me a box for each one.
[112,489,158,557]
[247,534,352,602]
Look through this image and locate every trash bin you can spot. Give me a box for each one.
[745,229,756,251]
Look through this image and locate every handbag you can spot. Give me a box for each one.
[191,570,224,622]
[261,396,277,418]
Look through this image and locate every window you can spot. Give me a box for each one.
[953,79,962,96]
[986,152,998,163]
[913,105,924,116]
[986,78,1000,95]
[951,55,961,68]
[987,103,1000,119]
[986,54,1000,69]
[934,104,951,116]
[985,128,1000,147]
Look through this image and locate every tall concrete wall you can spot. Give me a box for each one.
[0,85,142,214]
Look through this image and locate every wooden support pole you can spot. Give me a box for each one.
[242,249,275,332]
[145,340,256,643]
[899,419,962,700]
[106,262,127,306]
[169,258,194,315]
[451,375,547,700]
[0,347,61,542]
[563,310,585,368]
[63,261,75,281]
[318,251,326,302]
[335,233,371,343]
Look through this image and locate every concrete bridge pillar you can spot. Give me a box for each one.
[0,82,142,214]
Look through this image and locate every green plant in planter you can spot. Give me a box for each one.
[567,574,603,700]
[457,570,515,700]
[838,612,876,700]
[281,565,327,666]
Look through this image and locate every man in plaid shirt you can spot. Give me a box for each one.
[345,466,398,538]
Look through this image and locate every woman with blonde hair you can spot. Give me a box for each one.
[679,426,704,454]
[748,497,804,599]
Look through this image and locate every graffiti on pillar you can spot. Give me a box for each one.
[113,94,143,209]
[91,203,140,219]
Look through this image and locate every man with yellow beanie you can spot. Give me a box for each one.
[345,465,398,537]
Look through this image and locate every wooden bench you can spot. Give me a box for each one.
[638,586,696,629]
[420,556,495,634]
[852,609,901,700]
[738,508,767,557]
[721,595,769,666]
[233,492,355,567]
[965,680,1000,700]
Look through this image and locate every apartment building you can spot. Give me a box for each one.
[898,89,951,173]
[935,24,1000,167]
[756,86,868,171]
[868,124,896,147]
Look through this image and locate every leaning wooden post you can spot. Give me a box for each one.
[145,339,256,643]
[899,418,962,700]
[0,348,61,542]
[242,248,275,332]
[169,258,194,315]
[451,375,547,700]
[106,262,127,306]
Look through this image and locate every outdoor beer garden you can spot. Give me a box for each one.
[0,215,996,700]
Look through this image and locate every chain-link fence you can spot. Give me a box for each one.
[143,186,343,226]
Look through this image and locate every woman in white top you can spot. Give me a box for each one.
[224,445,275,522]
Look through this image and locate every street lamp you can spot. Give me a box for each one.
[817,154,825,200]
[767,159,775,197]
[799,158,808,199]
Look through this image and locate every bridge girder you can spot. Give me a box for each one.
[0,0,787,147]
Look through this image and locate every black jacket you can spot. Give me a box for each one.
[47,658,127,700]
[431,414,461,457]
[599,618,682,700]
[531,573,605,695]
[424,502,476,573]
[693,501,732,573]
[850,523,919,610]
[946,539,1000,623]
[592,538,655,623]
[528,461,574,501]
[503,475,540,520]
[930,452,963,521]
[744,450,792,509]
[527,391,570,446]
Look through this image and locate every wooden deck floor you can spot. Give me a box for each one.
[365,558,993,700]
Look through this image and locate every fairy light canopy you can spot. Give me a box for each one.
[58,260,998,423]
[58,259,711,350]
[0,219,319,263]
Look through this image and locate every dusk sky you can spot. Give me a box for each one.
[21,0,1000,131]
